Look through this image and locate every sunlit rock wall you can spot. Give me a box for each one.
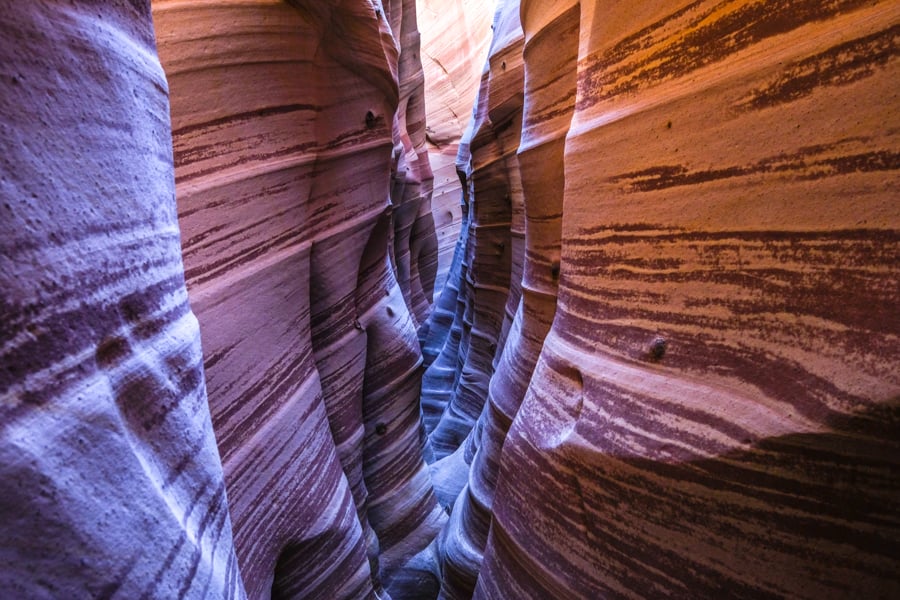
[153,0,442,597]
[0,1,244,597]
[431,0,900,598]
[417,0,495,293]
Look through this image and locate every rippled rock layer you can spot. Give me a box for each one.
[0,1,243,597]
[3,0,442,598]
[3,0,899,599]
[154,0,442,597]
[425,0,900,598]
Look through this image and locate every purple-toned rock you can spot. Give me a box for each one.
[423,1,524,469]
[434,0,578,596]
[154,0,443,596]
[5,0,898,598]
[0,1,244,597]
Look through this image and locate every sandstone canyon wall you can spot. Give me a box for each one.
[416,0,495,293]
[425,0,899,598]
[0,2,244,597]
[153,0,442,597]
[2,0,444,598]
[1,0,898,599]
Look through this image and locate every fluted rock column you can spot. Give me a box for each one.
[436,1,579,597]
[477,1,900,598]
[356,214,446,599]
[417,0,495,295]
[388,0,439,333]
[0,1,243,597]
[154,1,400,596]
[426,2,524,466]
[156,0,444,597]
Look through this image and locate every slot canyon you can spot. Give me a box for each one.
[1,0,899,598]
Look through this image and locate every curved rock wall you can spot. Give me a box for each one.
[389,0,439,331]
[153,0,443,597]
[0,1,244,597]
[4,0,898,598]
[442,1,900,598]
[434,0,579,596]
[424,1,524,471]
[3,0,446,598]
[417,0,495,293]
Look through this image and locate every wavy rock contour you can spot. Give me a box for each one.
[463,1,900,598]
[2,1,898,599]
[154,0,443,597]
[0,2,244,597]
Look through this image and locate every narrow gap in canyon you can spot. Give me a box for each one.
[1,1,897,599]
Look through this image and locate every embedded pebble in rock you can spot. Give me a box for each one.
[472,1,900,598]
[0,1,244,598]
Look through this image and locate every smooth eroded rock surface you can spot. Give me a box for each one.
[153,0,443,597]
[466,1,900,598]
[417,0,495,293]
[433,0,577,596]
[0,1,244,598]
[4,1,898,598]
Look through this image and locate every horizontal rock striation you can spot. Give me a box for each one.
[434,0,579,597]
[0,1,243,598]
[4,0,899,599]
[417,0,494,295]
[457,1,900,598]
[154,0,443,597]
[4,0,449,598]
[423,2,524,475]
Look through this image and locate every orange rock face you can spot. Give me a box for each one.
[417,0,495,293]
[441,1,900,598]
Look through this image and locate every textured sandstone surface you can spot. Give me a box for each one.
[430,0,575,596]
[0,1,244,597]
[153,0,442,597]
[3,0,899,598]
[417,0,495,293]
[3,0,444,597]
[449,1,900,598]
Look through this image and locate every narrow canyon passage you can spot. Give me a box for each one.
[1,1,899,599]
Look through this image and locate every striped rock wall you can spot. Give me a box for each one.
[443,0,899,598]
[423,1,524,474]
[388,0,439,333]
[0,1,244,598]
[433,0,578,596]
[153,0,443,597]
[4,0,898,598]
[416,0,495,294]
